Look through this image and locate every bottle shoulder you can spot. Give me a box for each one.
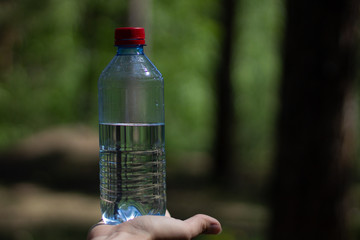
[99,54,163,82]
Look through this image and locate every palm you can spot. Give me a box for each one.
[87,214,221,240]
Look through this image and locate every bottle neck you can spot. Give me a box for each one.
[116,45,144,55]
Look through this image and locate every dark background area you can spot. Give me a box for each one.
[0,0,359,239]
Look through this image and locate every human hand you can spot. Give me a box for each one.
[87,213,222,240]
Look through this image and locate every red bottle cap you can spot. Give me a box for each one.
[115,27,145,45]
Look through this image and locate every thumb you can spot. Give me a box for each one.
[184,214,222,236]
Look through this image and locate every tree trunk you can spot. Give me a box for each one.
[269,0,359,239]
[213,0,237,185]
[127,0,152,54]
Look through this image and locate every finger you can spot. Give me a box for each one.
[184,214,222,236]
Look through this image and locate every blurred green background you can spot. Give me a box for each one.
[0,0,359,240]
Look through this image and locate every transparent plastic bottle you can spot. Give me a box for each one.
[98,27,166,224]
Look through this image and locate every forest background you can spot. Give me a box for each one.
[0,0,359,240]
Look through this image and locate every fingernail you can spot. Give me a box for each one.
[205,223,222,234]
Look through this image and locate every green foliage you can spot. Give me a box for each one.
[233,0,284,174]
[151,0,221,153]
[0,0,285,171]
[0,0,128,148]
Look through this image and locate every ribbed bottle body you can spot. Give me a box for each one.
[98,44,166,224]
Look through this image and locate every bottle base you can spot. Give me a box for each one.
[102,205,164,225]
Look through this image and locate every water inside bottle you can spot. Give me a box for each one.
[99,123,166,224]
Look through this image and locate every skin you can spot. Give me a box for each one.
[87,213,222,240]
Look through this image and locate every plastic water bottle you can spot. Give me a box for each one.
[98,27,166,224]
